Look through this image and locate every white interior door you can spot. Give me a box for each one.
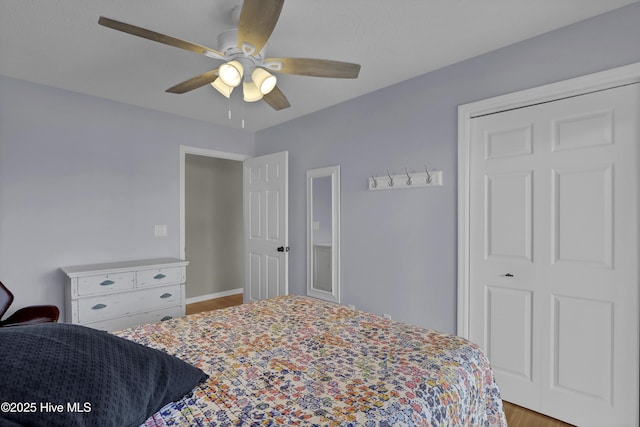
[469,84,639,426]
[243,151,288,303]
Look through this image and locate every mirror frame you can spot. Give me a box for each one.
[306,165,341,303]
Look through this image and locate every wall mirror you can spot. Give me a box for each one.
[307,165,340,303]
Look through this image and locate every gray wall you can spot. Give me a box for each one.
[185,155,243,299]
[255,2,640,334]
[0,77,254,318]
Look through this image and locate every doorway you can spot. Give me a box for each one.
[179,146,249,304]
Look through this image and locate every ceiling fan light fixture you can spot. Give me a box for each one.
[97,0,361,115]
[243,81,263,102]
[219,60,244,87]
[211,77,233,98]
[252,68,277,95]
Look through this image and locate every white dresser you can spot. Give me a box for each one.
[61,258,189,331]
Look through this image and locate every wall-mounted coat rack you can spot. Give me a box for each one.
[368,166,443,191]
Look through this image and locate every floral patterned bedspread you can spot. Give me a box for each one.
[114,295,506,427]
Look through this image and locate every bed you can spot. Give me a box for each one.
[122,295,506,426]
[0,295,506,426]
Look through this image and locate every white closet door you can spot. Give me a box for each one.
[469,84,639,426]
[470,105,540,407]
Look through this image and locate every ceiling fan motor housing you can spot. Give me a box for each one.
[217,28,265,81]
[217,29,239,55]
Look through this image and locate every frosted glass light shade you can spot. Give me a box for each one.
[219,61,243,87]
[252,68,277,95]
[243,81,263,102]
[211,78,233,98]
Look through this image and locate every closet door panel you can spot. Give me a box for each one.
[485,172,533,261]
[469,109,540,410]
[484,286,535,404]
[551,165,613,268]
[551,295,613,402]
[539,83,639,427]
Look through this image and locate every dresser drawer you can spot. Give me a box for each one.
[136,266,183,287]
[78,284,182,324]
[85,306,184,332]
[77,272,134,296]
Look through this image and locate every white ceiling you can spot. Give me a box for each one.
[0,0,636,131]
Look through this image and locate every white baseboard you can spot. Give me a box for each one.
[186,288,243,304]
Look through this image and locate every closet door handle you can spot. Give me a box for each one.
[277,246,290,252]
[504,273,514,277]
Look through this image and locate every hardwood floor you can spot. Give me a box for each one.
[187,295,572,426]
[503,401,575,427]
[185,293,243,315]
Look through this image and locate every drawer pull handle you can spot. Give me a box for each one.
[153,274,167,280]
[92,303,107,310]
[160,316,173,321]
[160,293,172,299]
[100,280,115,286]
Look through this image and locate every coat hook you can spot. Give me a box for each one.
[387,169,394,187]
[404,167,412,185]
[424,164,432,184]
[370,173,378,188]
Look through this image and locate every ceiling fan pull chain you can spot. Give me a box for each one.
[242,101,246,129]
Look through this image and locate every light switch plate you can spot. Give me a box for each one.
[154,225,168,237]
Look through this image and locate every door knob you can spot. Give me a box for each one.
[504,273,514,277]
[277,246,290,252]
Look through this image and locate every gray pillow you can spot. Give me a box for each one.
[0,322,208,427]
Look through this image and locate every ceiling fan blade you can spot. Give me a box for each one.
[237,0,284,56]
[263,86,290,111]
[165,69,219,94]
[98,16,225,59]
[264,58,361,78]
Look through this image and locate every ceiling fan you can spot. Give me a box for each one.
[98,0,361,111]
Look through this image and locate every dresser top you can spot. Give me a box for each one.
[61,258,189,277]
